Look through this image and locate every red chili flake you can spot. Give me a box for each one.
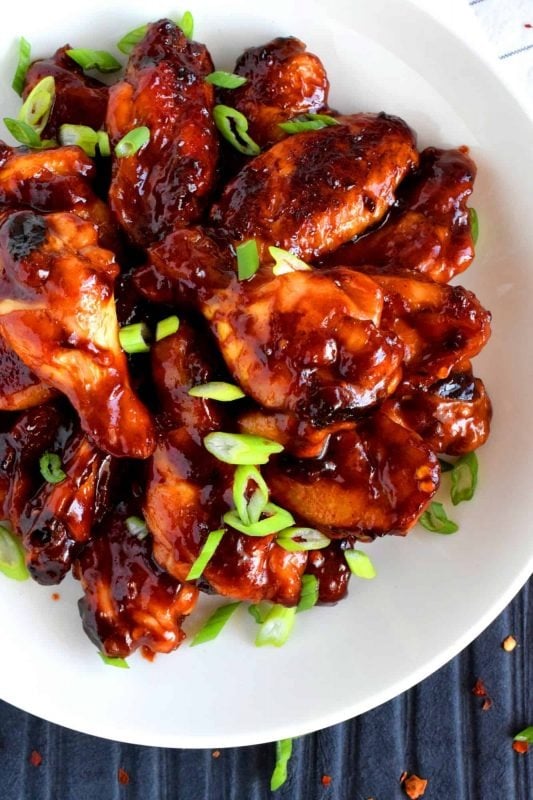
[401,773,428,799]
[472,678,488,697]
[51,592,60,601]
[525,23,532,28]
[482,698,493,711]
[512,741,529,755]
[117,768,130,785]
[321,775,332,786]
[212,750,221,759]
[29,750,42,767]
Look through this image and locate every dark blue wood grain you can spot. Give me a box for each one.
[0,579,531,800]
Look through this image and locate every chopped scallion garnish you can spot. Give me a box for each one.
[155,315,180,342]
[59,124,110,157]
[224,503,295,537]
[115,126,150,158]
[39,452,66,484]
[278,112,339,135]
[271,738,293,791]
[255,604,296,647]
[248,601,272,624]
[0,523,29,581]
[213,104,260,156]
[3,118,54,149]
[125,516,149,540]
[12,37,31,97]
[514,726,533,744]
[177,10,194,39]
[205,71,247,89]
[470,208,479,245]
[119,322,151,354]
[99,652,129,669]
[438,458,455,473]
[269,246,311,276]
[203,431,283,465]
[450,452,478,505]
[236,239,260,280]
[188,382,245,401]
[18,75,55,135]
[66,48,122,73]
[276,527,330,552]
[190,601,241,646]
[117,24,148,55]
[419,501,459,534]
[296,575,319,613]
[344,549,377,579]
[232,464,269,526]
[186,529,225,580]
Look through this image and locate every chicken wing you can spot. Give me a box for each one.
[221,36,329,147]
[0,334,55,411]
[323,147,476,283]
[107,19,218,246]
[23,45,108,139]
[74,506,199,658]
[307,542,353,603]
[0,210,154,458]
[211,112,418,260]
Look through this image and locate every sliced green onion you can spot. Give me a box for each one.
[271,738,293,791]
[276,527,330,553]
[205,70,247,89]
[296,574,319,613]
[117,24,148,55]
[155,315,180,342]
[3,118,54,149]
[269,246,312,276]
[204,432,283,465]
[344,549,377,579]
[438,458,455,473]
[186,529,225,580]
[224,503,295,537]
[18,75,55,135]
[450,452,478,505]
[213,104,260,156]
[66,49,122,73]
[12,37,31,97]
[59,124,110,157]
[119,322,150,354]
[115,126,150,158]
[470,208,479,245]
[248,601,272,624]
[125,516,148,540]
[188,382,245,401]
[232,464,269,526]
[255,604,296,647]
[177,10,194,39]
[514,727,533,744]
[236,239,260,280]
[278,112,339,135]
[39,452,66,484]
[419,501,459,534]
[0,523,29,581]
[190,601,241,646]
[99,652,129,669]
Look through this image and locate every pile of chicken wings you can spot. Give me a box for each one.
[0,19,491,658]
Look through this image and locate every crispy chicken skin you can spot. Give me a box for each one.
[0,143,119,250]
[0,210,154,458]
[145,324,307,604]
[107,19,218,246]
[203,267,403,422]
[211,112,419,260]
[23,45,108,139]
[265,411,440,537]
[323,147,476,282]
[74,506,199,658]
[222,36,330,147]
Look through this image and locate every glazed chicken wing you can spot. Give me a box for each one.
[0,210,154,457]
[323,147,476,283]
[74,507,198,658]
[221,36,330,147]
[23,45,108,139]
[0,334,55,411]
[107,19,218,246]
[211,112,418,260]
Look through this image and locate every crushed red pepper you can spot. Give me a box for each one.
[321,775,332,786]
[29,750,42,767]
[51,593,60,601]
[512,741,529,755]
[118,768,130,785]
[212,750,221,759]
[401,772,428,799]
[472,678,488,697]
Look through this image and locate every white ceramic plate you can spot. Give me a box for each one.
[0,0,532,748]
